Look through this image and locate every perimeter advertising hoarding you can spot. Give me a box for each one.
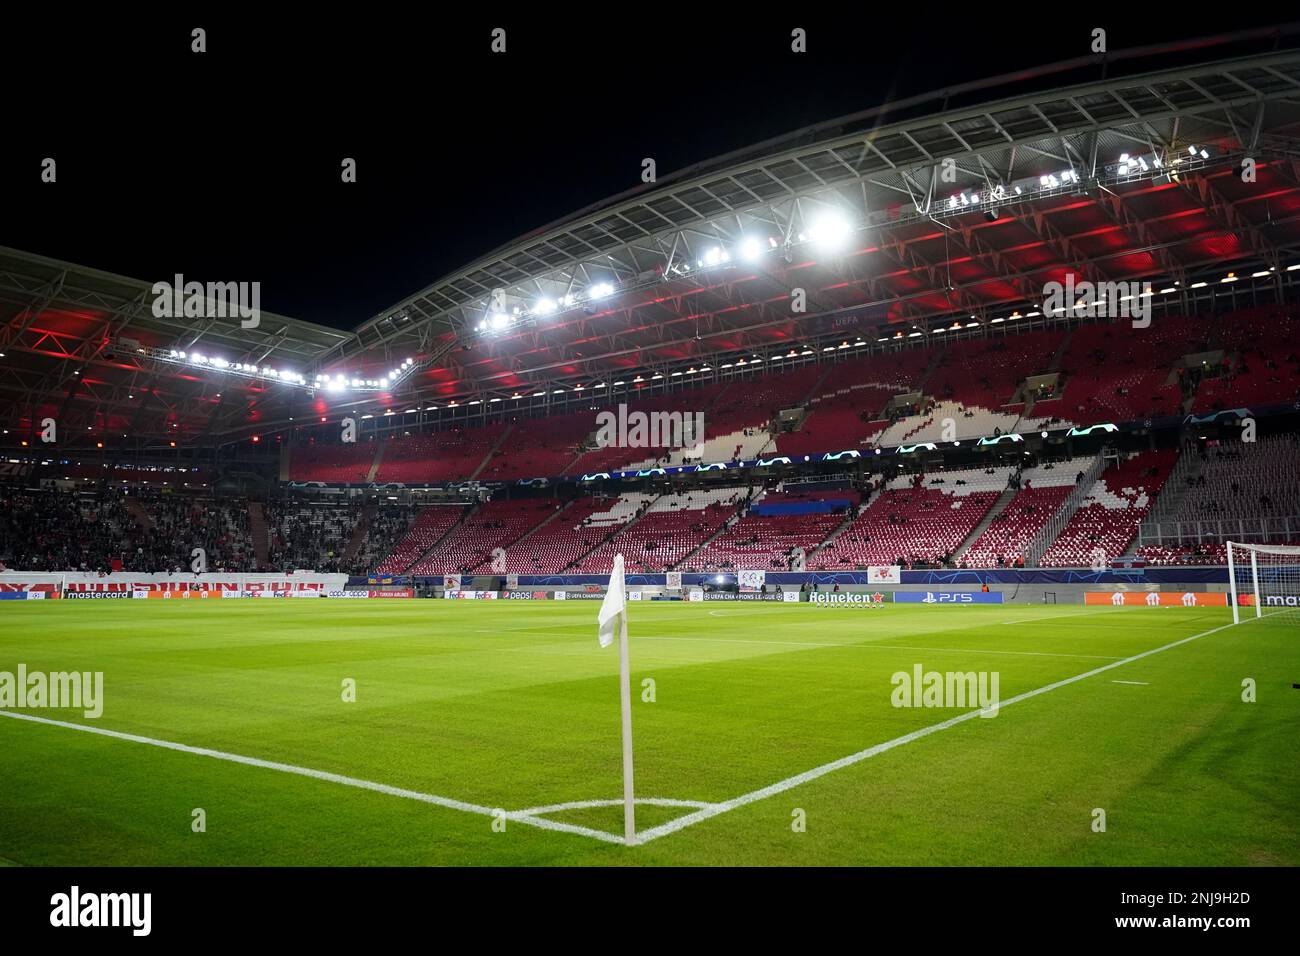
[808,592,892,606]
[1085,591,1229,607]
[0,572,350,594]
[894,591,1005,604]
[867,566,902,585]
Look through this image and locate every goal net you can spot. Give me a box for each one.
[1227,542,1300,624]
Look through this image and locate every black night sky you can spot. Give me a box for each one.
[1,11,1290,329]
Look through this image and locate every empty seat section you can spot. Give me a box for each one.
[1039,449,1178,566]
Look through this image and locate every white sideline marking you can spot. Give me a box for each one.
[1111,680,1149,685]
[632,616,1255,845]
[0,710,625,845]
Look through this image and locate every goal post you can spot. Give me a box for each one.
[1227,541,1300,624]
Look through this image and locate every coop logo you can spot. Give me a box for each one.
[0,665,104,718]
[50,886,151,937]
[152,273,261,329]
[594,404,705,455]
[891,664,1000,717]
[1042,276,1151,328]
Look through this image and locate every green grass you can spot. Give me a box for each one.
[0,600,1296,865]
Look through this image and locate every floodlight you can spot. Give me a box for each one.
[807,210,852,250]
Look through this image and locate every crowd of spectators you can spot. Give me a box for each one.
[0,485,256,572]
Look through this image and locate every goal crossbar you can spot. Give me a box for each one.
[1227,541,1300,624]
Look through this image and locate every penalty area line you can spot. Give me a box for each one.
[0,709,625,846]
[633,615,1257,845]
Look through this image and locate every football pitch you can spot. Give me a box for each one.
[0,600,1296,866]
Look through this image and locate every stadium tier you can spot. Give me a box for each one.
[488,498,606,573]
[286,440,378,484]
[1026,315,1205,430]
[270,305,1300,493]
[0,488,257,572]
[561,385,724,476]
[404,498,560,575]
[373,504,467,574]
[959,457,1095,569]
[812,467,1009,568]
[1190,307,1300,413]
[375,425,508,484]
[576,489,745,573]
[11,440,1300,577]
[265,501,364,573]
[685,487,850,571]
[477,411,595,482]
[1135,435,1300,565]
[772,349,928,457]
[1039,449,1178,567]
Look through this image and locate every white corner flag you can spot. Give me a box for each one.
[597,553,636,845]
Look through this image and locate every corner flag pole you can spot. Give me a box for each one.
[598,553,635,845]
[617,602,635,845]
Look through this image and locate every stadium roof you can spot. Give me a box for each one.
[5,30,1300,447]
[0,247,354,445]
[343,35,1300,398]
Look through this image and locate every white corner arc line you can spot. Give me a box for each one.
[633,616,1256,845]
[515,797,718,817]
